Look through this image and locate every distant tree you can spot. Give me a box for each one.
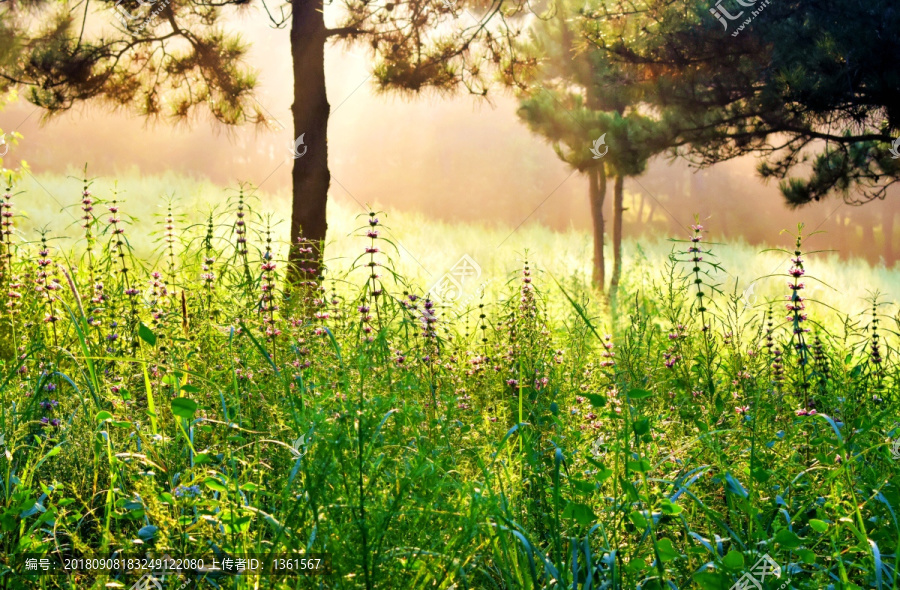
[517,0,663,292]
[584,0,900,208]
[0,0,532,281]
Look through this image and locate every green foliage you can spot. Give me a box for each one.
[0,180,896,590]
[584,0,900,205]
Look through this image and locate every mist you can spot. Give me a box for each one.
[2,6,896,265]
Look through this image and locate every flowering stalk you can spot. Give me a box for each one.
[362,212,384,341]
[34,233,61,347]
[866,301,885,402]
[672,219,723,398]
[201,212,218,321]
[785,230,812,412]
[764,308,784,391]
[233,188,252,288]
[162,201,178,302]
[260,219,281,361]
[0,186,19,357]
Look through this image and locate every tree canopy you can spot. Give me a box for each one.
[584,0,900,206]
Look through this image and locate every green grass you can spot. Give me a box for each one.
[0,171,897,590]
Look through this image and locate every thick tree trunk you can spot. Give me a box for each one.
[289,0,330,283]
[609,175,625,293]
[589,164,607,289]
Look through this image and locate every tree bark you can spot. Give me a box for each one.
[609,174,625,293]
[290,0,330,284]
[588,164,607,289]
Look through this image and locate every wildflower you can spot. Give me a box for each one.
[174,484,202,498]
[735,406,749,414]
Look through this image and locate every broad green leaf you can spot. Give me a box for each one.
[138,322,157,346]
[629,510,648,528]
[809,519,829,533]
[203,477,227,493]
[171,398,198,421]
[633,418,650,435]
[627,458,652,472]
[561,501,596,526]
[585,393,607,407]
[774,529,803,549]
[655,538,679,562]
[660,498,683,515]
[722,550,744,569]
[693,571,730,590]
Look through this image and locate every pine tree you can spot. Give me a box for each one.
[0,0,533,281]
[516,0,663,292]
[584,0,900,207]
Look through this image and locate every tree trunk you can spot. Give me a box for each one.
[588,164,607,289]
[863,211,876,263]
[609,174,625,293]
[884,202,896,267]
[290,0,330,283]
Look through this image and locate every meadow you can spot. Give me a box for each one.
[0,171,898,590]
